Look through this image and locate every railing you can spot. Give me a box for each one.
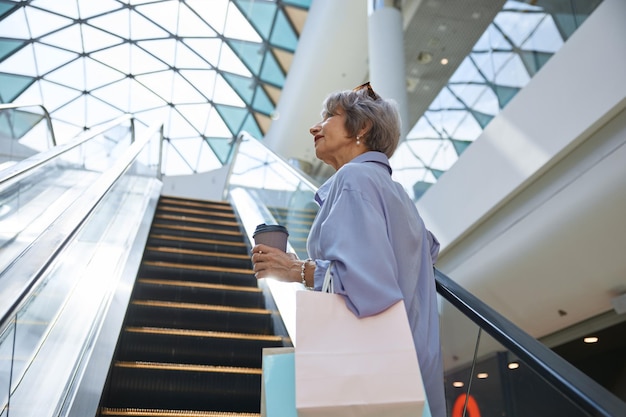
[225,131,626,417]
[0,103,57,149]
[0,117,164,417]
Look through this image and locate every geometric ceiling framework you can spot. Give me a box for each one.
[0,0,310,175]
[391,0,603,201]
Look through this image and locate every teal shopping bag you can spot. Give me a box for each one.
[261,347,297,417]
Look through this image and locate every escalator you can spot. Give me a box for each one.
[97,196,287,416]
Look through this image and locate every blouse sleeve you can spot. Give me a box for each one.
[316,183,404,318]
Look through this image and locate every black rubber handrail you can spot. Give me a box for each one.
[435,268,626,417]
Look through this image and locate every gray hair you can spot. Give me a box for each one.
[321,86,401,158]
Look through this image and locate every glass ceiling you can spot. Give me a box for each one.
[390,0,602,201]
[0,0,311,175]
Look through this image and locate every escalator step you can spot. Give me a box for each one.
[138,261,257,287]
[142,247,252,269]
[150,224,244,242]
[157,204,237,220]
[133,279,264,308]
[147,234,248,255]
[100,408,260,416]
[116,327,284,368]
[105,362,261,413]
[153,213,241,231]
[126,300,274,335]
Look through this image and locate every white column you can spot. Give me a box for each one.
[368,0,409,140]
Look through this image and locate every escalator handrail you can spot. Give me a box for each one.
[0,121,163,335]
[0,102,57,146]
[0,113,133,187]
[434,268,625,417]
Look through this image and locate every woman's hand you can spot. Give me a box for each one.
[251,243,300,282]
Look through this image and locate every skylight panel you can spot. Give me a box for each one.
[88,9,131,40]
[224,5,262,42]
[136,0,180,35]
[177,3,218,37]
[24,6,73,39]
[77,0,123,20]
[129,10,170,40]
[187,0,230,33]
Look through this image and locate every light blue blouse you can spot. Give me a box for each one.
[306,151,446,417]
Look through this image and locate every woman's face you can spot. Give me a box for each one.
[309,108,358,170]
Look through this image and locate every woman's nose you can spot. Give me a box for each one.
[309,123,320,135]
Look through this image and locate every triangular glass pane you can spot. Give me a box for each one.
[85,95,125,126]
[166,109,200,138]
[178,3,217,37]
[450,138,472,156]
[407,117,441,140]
[495,11,545,47]
[180,69,218,100]
[272,47,293,73]
[260,52,285,86]
[39,25,83,53]
[24,6,73,39]
[252,86,273,114]
[471,87,499,115]
[227,39,264,74]
[136,71,175,103]
[52,95,86,127]
[129,9,170,40]
[493,84,520,108]
[44,59,86,91]
[429,87,463,111]
[519,50,553,77]
[172,72,207,104]
[33,43,78,75]
[39,80,82,112]
[91,44,132,75]
[431,169,445,179]
[241,113,262,139]
[0,109,43,139]
[186,0,229,33]
[214,75,246,106]
[469,109,494,129]
[495,54,530,87]
[129,80,167,113]
[449,84,488,108]
[175,41,212,70]
[138,39,176,67]
[215,104,248,134]
[161,139,193,175]
[0,9,30,38]
[449,56,484,83]
[0,73,35,102]
[0,4,15,17]
[88,9,130,39]
[224,4,262,42]
[204,106,232,137]
[270,10,298,51]
[0,44,37,76]
[0,38,25,60]
[135,1,180,35]
[218,42,252,76]
[222,72,255,102]
[205,136,232,165]
[183,38,222,67]
[175,103,210,133]
[522,15,563,53]
[234,0,277,38]
[284,5,309,35]
[29,0,79,19]
[168,136,204,171]
[196,138,224,170]
[130,44,170,74]
[412,181,433,200]
[81,23,124,53]
[76,0,122,19]
[83,57,126,90]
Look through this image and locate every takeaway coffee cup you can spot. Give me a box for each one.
[253,223,289,252]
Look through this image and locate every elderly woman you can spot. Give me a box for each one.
[251,82,446,417]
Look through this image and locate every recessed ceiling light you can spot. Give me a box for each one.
[477,372,488,379]
[452,381,464,388]
[508,362,520,370]
[417,52,433,64]
[584,336,599,344]
[440,58,449,65]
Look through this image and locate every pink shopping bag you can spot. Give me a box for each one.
[295,289,426,417]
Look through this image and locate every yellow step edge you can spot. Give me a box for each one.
[132,300,270,315]
[159,197,233,210]
[158,205,236,218]
[145,246,250,260]
[114,361,262,375]
[148,234,247,248]
[152,223,242,237]
[142,260,253,275]
[138,278,261,293]
[125,326,282,342]
[155,213,240,227]
[100,407,260,416]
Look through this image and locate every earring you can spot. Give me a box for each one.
[356,135,361,145]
